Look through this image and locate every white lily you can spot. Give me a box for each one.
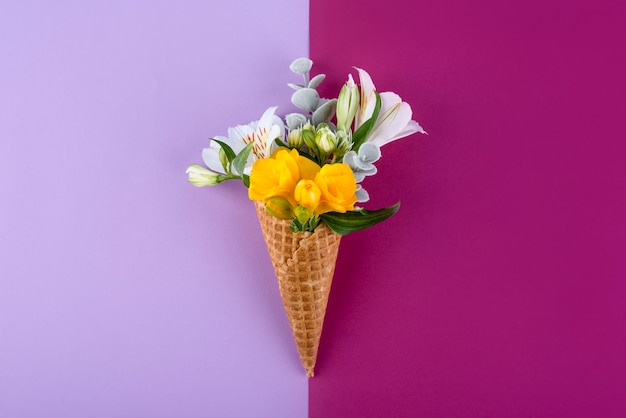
[354,68,426,147]
[202,106,285,175]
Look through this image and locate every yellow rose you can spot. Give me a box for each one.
[296,153,321,181]
[248,149,299,205]
[248,148,321,207]
[294,179,321,211]
[314,163,357,214]
[269,147,321,181]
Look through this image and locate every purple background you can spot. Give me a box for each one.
[310,0,626,416]
[0,1,308,417]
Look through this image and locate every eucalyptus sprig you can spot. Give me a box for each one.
[286,58,337,130]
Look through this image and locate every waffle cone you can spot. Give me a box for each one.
[254,201,341,377]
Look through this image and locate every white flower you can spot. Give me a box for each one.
[202,107,285,175]
[354,68,426,147]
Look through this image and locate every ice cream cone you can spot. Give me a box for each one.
[254,201,341,377]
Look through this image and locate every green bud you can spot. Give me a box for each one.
[315,123,337,154]
[294,205,314,223]
[287,128,304,149]
[336,74,360,131]
[265,197,294,220]
[301,122,318,153]
[186,164,223,187]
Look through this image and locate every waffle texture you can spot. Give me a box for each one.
[254,201,341,377]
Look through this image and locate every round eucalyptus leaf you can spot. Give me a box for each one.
[358,143,382,163]
[287,83,304,90]
[308,74,326,89]
[289,57,313,75]
[285,113,308,130]
[291,88,319,112]
[312,98,337,125]
[356,186,370,202]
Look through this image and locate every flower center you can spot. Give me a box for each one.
[243,127,269,159]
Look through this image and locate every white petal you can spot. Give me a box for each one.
[354,67,377,129]
[263,124,282,157]
[407,119,427,135]
[257,106,278,130]
[368,101,414,147]
[392,120,425,140]
[355,67,376,95]
[202,147,226,174]
[271,115,285,138]
[250,107,282,158]
[228,125,253,148]
[372,92,404,131]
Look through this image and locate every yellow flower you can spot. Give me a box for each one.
[272,147,320,180]
[296,153,321,181]
[248,149,299,205]
[314,163,357,214]
[294,179,321,211]
[248,148,321,207]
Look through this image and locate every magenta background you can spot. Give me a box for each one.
[0,1,309,417]
[310,0,626,417]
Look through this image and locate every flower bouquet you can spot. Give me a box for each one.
[187,58,426,377]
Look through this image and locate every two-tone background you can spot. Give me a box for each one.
[2,0,625,416]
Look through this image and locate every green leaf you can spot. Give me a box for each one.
[289,215,320,233]
[242,174,250,188]
[320,202,400,235]
[351,92,382,152]
[232,142,254,176]
[211,139,237,163]
[289,217,305,233]
[275,138,288,148]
